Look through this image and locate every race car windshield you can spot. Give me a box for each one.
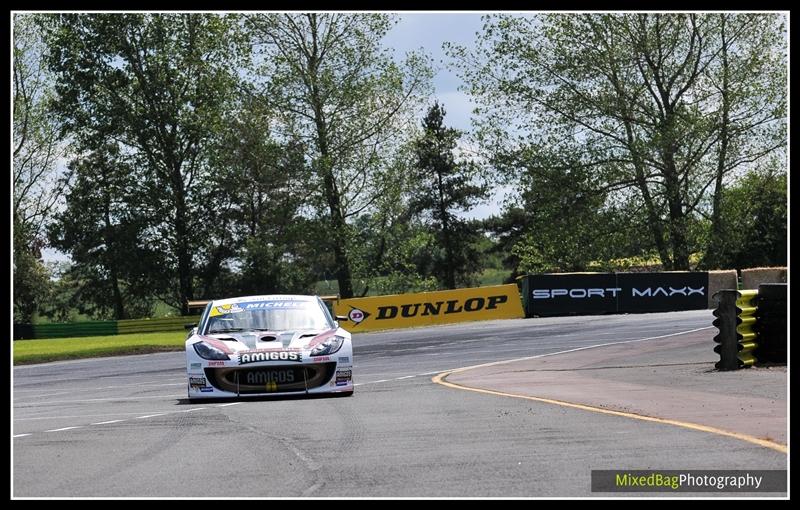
[205,300,332,334]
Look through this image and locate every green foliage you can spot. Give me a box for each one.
[47,143,158,319]
[13,226,51,323]
[410,102,488,289]
[701,169,787,269]
[17,13,788,325]
[246,13,433,298]
[449,13,787,272]
[42,13,245,314]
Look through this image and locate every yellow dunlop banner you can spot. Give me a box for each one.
[333,284,525,333]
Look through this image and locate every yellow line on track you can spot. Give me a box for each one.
[432,371,787,454]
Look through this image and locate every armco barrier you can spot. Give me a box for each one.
[15,315,202,340]
[333,284,525,333]
[713,289,759,370]
[520,272,709,317]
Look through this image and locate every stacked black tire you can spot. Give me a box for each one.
[755,283,787,364]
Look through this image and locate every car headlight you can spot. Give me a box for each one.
[193,341,230,360]
[310,335,345,356]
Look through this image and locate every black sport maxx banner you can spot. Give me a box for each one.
[522,272,709,317]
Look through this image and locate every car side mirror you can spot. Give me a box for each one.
[184,323,197,330]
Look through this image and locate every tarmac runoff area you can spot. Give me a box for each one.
[439,329,787,452]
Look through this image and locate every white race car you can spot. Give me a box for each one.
[185,295,353,400]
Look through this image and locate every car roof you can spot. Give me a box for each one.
[210,295,318,307]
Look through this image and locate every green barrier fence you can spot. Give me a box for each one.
[16,315,202,340]
[117,315,202,334]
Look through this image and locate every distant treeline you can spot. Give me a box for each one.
[13,13,787,322]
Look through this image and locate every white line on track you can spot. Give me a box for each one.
[18,394,183,406]
[16,411,173,421]
[353,327,714,388]
[13,381,187,401]
[13,391,75,400]
[15,403,241,438]
[14,377,186,394]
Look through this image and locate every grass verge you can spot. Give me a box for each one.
[13,331,187,365]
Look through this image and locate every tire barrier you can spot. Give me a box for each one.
[755,283,787,364]
[713,289,759,370]
[712,285,788,370]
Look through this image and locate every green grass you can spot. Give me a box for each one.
[478,268,512,286]
[13,330,188,365]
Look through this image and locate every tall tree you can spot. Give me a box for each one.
[206,95,320,297]
[47,143,158,319]
[410,102,488,289]
[245,13,432,298]
[702,14,787,268]
[13,13,69,321]
[449,13,786,270]
[43,13,245,314]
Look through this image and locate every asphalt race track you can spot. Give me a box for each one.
[13,310,787,497]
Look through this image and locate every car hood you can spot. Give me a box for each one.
[200,328,340,352]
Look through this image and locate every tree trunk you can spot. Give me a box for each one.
[706,16,730,269]
[307,19,354,298]
[173,167,193,315]
[437,169,456,289]
[663,152,690,270]
[102,174,127,320]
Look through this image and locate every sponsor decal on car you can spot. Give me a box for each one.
[338,356,350,363]
[239,350,303,365]
[244,369,296,384]
[189,376,207,388]
[335,368,351,386]
[200,387,214,392]
[312,355,332,361]
[243,301,305,309]
[208,360,226,366]
[190,363,202,369]
[210,303,244,317]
